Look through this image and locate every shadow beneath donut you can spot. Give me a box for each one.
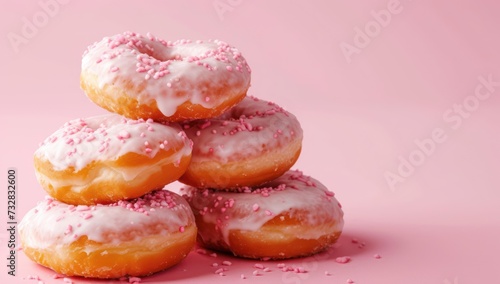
[325,230,383,258]
[147,229,387,281]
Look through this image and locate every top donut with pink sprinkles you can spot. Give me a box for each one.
[81,31,251,117]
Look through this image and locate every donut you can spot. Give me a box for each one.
[19,190,196,278]
[181,170,344,259]
[81,31,251,122]
[179,96,303,189]
[34,114,192,205]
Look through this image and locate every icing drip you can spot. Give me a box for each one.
[182,170,344,244]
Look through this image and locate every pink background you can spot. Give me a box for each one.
[1,0,499,283]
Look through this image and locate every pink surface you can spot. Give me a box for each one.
[1,0,499,283]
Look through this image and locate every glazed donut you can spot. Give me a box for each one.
[81,31,251,122]
[182,170,344,259]
[179,96,303,189]
[19,190,197,278]
[34,114,192,205]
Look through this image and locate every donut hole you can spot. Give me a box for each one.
[133,42,182,64]
[141,49,180,63]
[217,106,248,121]
[135,42,211,64]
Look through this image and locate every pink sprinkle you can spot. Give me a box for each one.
[205,96,210,102]
[351,238,358,244]
[179,226,185,233]
[252,204,260,211]
[374,254,382,259]
[241,274,246,279]
[222,260,232,266]
[347,279,355,284]
[336,256,351,264]
[63,278,73,283]
[110,66,119,72]
[118,130,131,139]
[226,66,233,71]
[263,267,272,272]
[64,225,73,235]
[214,268,225,274]
[200,121,212,129]
[196,248,207,255]
[254,263,264,269]
[52,274,64,279]
[210,252,218,258]
[212,263,219,267]
[129,277,142,283]
[325,191,335,197]
[294,267,307,273]
[265,210,273,216]
[325,271,332,276]
[252,270,261,276]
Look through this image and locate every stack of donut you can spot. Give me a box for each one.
[19,31,344,279]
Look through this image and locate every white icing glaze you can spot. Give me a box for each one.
[81,32,251,117]
[182,170,344,244]
[19,190,195,249]
[182,96,303,163]
[35,156,181,193]
[35,114,192,171]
